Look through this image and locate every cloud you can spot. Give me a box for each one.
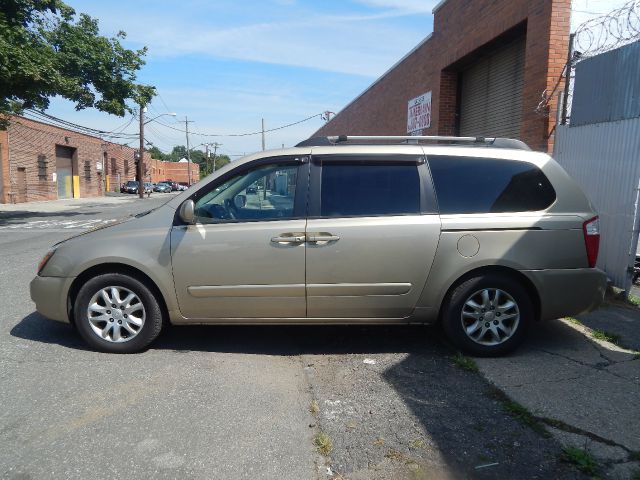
[85,2,434,78]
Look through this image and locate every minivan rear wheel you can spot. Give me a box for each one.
[74,273,163,353]
[442,274,532,356]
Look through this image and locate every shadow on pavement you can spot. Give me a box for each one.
[11,311,437,355]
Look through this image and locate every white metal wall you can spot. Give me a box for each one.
[554,117,640,290]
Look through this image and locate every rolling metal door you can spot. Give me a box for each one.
[459,37,525,139]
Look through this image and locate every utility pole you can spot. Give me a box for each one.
[212,142,220,173]
[138,104,145,199]
[204,143,210,175]
[261,118,265,151]
[185,116,194,184]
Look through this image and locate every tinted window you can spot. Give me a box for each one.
[320,163,421,217]
[428,156,556,214]
[195,163,298,223]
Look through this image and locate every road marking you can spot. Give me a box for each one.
[0,218,118,230]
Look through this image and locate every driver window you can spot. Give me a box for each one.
[194,163,298,223]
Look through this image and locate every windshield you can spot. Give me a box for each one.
[126,181,138,186]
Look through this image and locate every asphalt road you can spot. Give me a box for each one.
[0,195,584,480]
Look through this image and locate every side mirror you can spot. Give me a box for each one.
[179,199,195,224]
[234,194,246,209]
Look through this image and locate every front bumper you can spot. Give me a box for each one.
[522,268,607,320]
[30,275,74,323]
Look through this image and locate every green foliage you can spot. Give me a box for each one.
[0,0,155,128]
[314,432,332,456]
[560,446,599,476]
[591,329,621,345]
[146,144,231,178]
[451,353,479,373]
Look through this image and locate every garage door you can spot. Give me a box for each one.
[459,37,526,139]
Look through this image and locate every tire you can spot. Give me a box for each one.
[74,273,163,353]
[442,273,533,356]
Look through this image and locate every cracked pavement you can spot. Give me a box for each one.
[476,316,640,479]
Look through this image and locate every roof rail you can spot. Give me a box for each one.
[295,135,531,151]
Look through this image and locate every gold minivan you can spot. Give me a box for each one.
[31,136,607,355]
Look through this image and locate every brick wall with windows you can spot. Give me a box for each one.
[314,0,570,152]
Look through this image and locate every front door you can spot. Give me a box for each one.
[305,152,441,319]
[170,156,309,320]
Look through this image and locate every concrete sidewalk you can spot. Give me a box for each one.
[476,306,640,479]
[0,193,178,215]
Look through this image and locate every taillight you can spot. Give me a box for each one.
[582,216,600,268]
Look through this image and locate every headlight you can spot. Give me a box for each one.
[37,248,56,276]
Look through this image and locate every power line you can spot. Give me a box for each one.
[153,113,323,137]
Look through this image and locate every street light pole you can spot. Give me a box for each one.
[185,116,194,185]
[138,104,145,199]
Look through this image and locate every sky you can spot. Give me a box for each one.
[42,0,626,159]
[44,0,440,158]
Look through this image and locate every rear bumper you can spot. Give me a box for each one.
[522,268,607,320]
[30,275,73,323]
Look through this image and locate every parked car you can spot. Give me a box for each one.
[31,135,607,355]
[161,180,179,191]
[154,182,172,193]
[246,184,258,194]
[121,180,139,194]
[178,182,189,191]
[144,182,154,194]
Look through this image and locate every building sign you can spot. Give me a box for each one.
[407,91,432,134]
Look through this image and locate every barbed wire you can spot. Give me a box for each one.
[574,0,640,58]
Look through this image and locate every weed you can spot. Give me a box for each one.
[632,469,640,480]
[591,329,621,345]
[452,353,479,373]
[487,387,548,437]
[560,446,599,476]
[628,294,640,307]
[385,449,411,463]
[629,451,640,462]
[314,431,332,456]
[373,437,385,446]
[565,317,582,326]
[409,439,426,450]
[310,400,320,416]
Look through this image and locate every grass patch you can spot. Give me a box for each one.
[452,353,479,373]
[565,316,582,326]
[591,329,621,345]
[560,446,599,476]
[627,294,640,307]
[629,451,640,462]
[385,448,412,463]
[487,387,548,437]
[314,431,332,456]
[309,400,320,416]
[409,439,426,450]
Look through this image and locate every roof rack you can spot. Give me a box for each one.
[295,135,531,151]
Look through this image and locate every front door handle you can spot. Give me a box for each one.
[307,233,340,243]
[271,233,306,244]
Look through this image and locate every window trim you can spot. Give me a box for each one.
[174,155,309,226]
[308,154,437,219]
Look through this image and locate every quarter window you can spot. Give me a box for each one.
[194,163,299,223]
[428,156,556,214]
[320,163,421,217]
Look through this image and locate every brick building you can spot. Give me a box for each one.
[0,116,199,203]
[314,0,571,152]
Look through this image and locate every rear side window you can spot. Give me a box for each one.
[428,156,556,214]
[320,163,420,217]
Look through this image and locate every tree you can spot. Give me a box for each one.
[146,146,169,161]
[0,0,155,129]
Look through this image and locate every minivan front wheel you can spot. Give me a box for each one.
[442,274,532,356]
[74,273,163,353]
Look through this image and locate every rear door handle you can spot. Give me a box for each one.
[271,233,306,243]
[307,233,340,243]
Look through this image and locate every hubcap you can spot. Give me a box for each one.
[87,286,145,343]
[460,288,519,346]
